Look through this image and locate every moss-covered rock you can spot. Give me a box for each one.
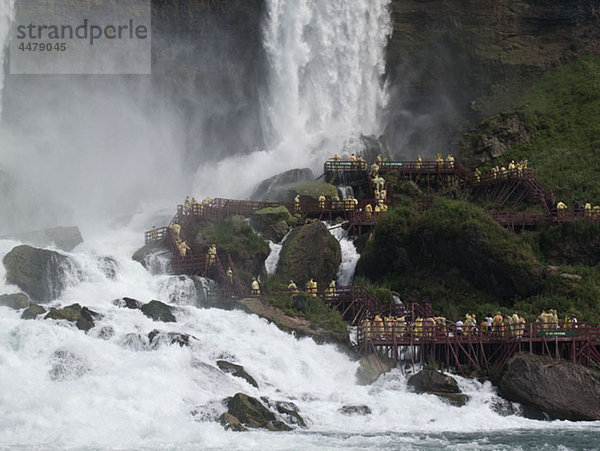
[3,245,80,302]
[251,168,315,201]
[140,300,176,323]
[357,199,541,306]
[21,304,46,319]
[252,206,292,242]
[407,368,460,394]
[189,215,269,281]
[276,222,341,289]
[225,393,276,428]
[218,412,247,432]
[0,292,30,310]
[44,304,101,332]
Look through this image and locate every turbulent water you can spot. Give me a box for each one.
[1,219,599,449]
[327,223,360,286]
[193,0,391,199]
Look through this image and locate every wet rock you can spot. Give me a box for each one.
[44,303,102,332]
[266,420,292,431]
[356,353,394,385]
[148,329,195,348]
[251,168,315,201]
[113,297,143,310]
[225,393,276,429]
[252,206,292,242]
[97,257,118,279]
[359,134,390,164]
[339,405,372,416]
[459,113,531,167]
[132,241,170,270]
[260,398,306,428]
[218,412,247,432]
[407,368,460,394]
[1,226,83,252]
[432,393,470,407]
[140,300,176,323]
[499,353,600,421]
[3,245,80,302]
[0,292,30,310]
[277,221,341,290]
[217,360,259,388]
[48,350,91,381]
[21,304,47,319]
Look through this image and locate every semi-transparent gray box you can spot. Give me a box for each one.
[10,0,151,74]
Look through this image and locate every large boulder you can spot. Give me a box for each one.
[407,368,469,407]
[0,226,83,252]
[499,353,600,421]
[224,393,294,431]
[407,368,460,394]
[276,222,341,289]
[251,168,315,201]
[0,292,30,310]
[355,353,394,385]
[140,300,176,323]
[44,304,101,332]
[3,245,80,302]
[21,304,47,319]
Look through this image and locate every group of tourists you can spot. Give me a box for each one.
[474,160,529,182]
[556,201,600,219]
[434,153,455,168]
[360,309,578,342]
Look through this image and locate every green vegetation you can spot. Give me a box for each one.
[356,199,600,323]
[188,215,269,282]
[490,55,600,204]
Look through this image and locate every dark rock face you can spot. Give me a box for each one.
[459,113,531,167]
[132,241,170,271]
[0,226,84,252]
[499,353,600,421]
[48,350,91,381]
[223,393,297,431]
[277,222,341,290]
[385,0,600,158]
[359,134,390,164]
[408,368,460,394]
[356,353,395,385]
[340,405,372,416]
[251,169,315,201]
[219,412,247,432]
[408,368,469,407]
[217,360,259,388]
[0,292,30,310]
[148,330,194,348]
[3,245,80,302]
[44,304,101,332]
[140,300,176,323]
[21,304,46,319]
[113,297,144,310]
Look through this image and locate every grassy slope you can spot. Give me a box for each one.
[498,55,600,204]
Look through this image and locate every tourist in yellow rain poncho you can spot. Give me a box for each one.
[318,193,326,209]
[178,241,191,257]
[251,278,261,295]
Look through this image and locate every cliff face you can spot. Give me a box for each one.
[151,0,267,166]
[384,0,600,158]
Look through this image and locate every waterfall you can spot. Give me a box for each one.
[327,223,360,286]
[0,0,12,120]
[337,186,355,200]
[193,0,392,198]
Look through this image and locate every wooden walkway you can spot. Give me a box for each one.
[358,321,600,376]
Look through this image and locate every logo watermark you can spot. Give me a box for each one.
[10,0,151,74]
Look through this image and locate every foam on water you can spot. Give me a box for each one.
[327,223,360,286]
[1,217,598,449]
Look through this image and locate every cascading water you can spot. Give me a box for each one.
[327,223,360,286]
[193,0,392,199]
